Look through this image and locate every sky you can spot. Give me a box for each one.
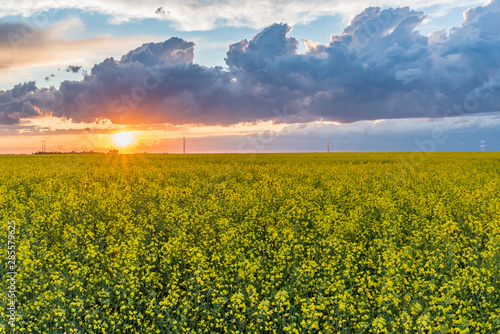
[0,0,499,153]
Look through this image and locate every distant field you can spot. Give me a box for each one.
[1,153,499,333]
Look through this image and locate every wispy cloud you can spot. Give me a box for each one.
[0,18,160,69]
[0,0,488,31]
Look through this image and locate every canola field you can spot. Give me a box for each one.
[1,152,500,334]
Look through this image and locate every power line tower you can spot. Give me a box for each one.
[183,137,186,154]
[481,140,485,152]
[42,140,46,153]
[327,139,330,153]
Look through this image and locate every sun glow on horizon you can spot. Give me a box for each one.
[113,132,133,148]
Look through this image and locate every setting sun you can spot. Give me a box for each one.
[113,132,133,148]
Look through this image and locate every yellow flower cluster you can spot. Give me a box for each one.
[0,152,499,333]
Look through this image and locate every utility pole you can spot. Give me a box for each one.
[481,140,485,151]
[183,137,186,154]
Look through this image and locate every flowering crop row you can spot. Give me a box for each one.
[0,152,499,333]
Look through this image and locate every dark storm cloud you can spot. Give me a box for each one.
[2,1,500,125]
[0,82,61,124]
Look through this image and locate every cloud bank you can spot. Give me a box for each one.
[1,1,500,126]
[0,0,487,31]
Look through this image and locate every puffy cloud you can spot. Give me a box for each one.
[121,38,195,65]
[65,65,82,73]
[2,2,500,125]
[226,24,299,71]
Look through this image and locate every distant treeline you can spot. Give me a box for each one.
[33,151,107,155]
